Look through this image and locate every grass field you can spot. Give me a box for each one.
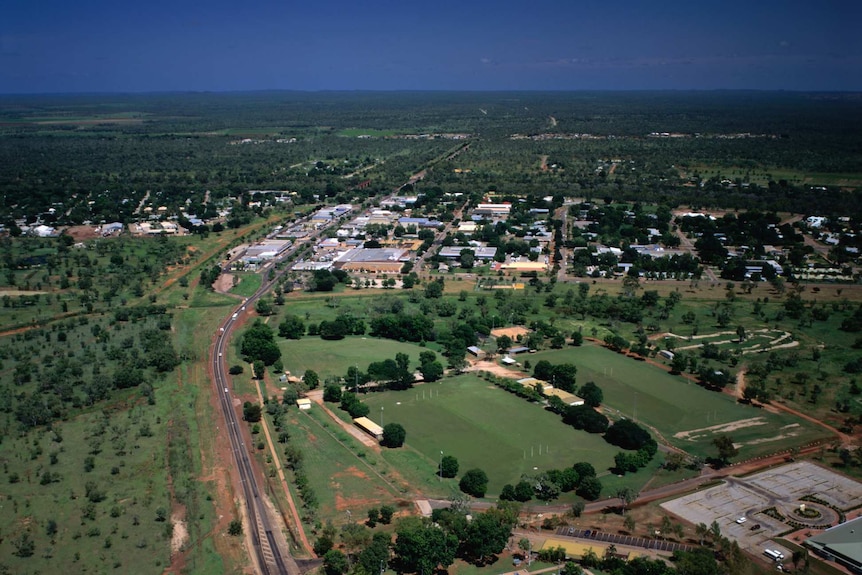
[529,344,831,459]
[361,374,618,494]
[278,336,431,380]
[278,406,404,521]
[228,272,262,297]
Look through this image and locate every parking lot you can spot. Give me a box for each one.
[661,462,862,561]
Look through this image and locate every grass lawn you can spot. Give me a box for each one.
[278,406,403,522]
[529,344,830,460]
[278,336,431,380]
[228,272,262,298]
[361,374,618,495]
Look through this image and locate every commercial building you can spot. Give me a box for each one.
[805,516,862,574]
[334,247,408,273]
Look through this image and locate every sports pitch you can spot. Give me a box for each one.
[361,374,617,494]
[279,336,429,380]
[529,344,829,459]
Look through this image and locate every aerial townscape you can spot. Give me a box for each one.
[1,3,862,575]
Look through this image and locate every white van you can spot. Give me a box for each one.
[764,549,783,562]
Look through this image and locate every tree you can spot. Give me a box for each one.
[358,532,392,575]
[570,331,583,346]
[624,513,636,533]
[441,455,459,478]
[533,360,554,381]
[323,549,349,575]
[713,435,738,466]
[323,384,342,403]
[578,381,603,407]
[392,517,458,575]
[379,505,395,524]
[419,361,444,383]
[551,363,578,392]
[695,522,709,545]
[570,501,585,518]
[367,507,380,527]
[572,461,596,479]
[382,423,406,448]
[577,476,602,500]
[13,531,35,557]
[605,420,653,451]
[240,319,281,365]
[461,508,517,564]
[563,404,609,433]
[243,402,262,422]
[496,334,513,353]
[228,519,243,536]
[459,248,475,269]
[425,279,444,299]
[253,360,265,379]
[255,298,274,316]
[459,468,489,497]
[314,522,337,556]
[302,369,320,390]
[278,314,305,339]
[617,487,637,512]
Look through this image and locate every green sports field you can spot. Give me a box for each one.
[530,344,830,459]
[278,336,430,379]
[361,374,617,494]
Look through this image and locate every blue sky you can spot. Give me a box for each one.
[1,0,860,93]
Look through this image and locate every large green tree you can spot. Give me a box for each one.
[392,517,458,575]
[459,468,489,498]
[382,423,406,448]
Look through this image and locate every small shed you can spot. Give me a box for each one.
[467,346,485,358]
[354,417,384,440]
[501,356,517,366]
[296,398,312,411]
[544,387,585,406]
[508,346,530,355]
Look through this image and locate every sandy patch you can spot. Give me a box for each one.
[673,417,768,441]
[170,514,189,554]
[213,273,236,294]
[0,289,49,296]
[490,326,531,339]
[735,430,799,447]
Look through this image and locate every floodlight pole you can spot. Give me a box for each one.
[380,406,384,427]
[439,450,443,481]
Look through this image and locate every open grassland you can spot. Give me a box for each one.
[361,374,618,494]
[0,397,173,573]
[228,272,262,298]
[529,344,830,459]
[278,336,430,380]
[278,407,404,522]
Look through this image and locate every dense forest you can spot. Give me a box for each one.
[1,91,861,223]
